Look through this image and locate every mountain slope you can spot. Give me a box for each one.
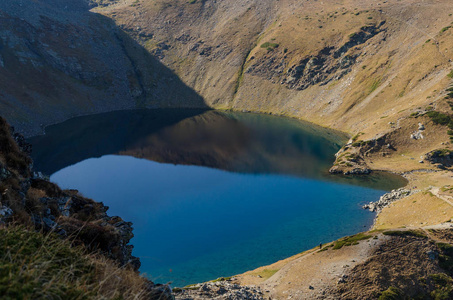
[96,0,453,131]
[94,0,453,174]
[0,0,206,136]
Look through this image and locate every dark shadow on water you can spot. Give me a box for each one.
[29,109,209,174]
[29,109,406,191]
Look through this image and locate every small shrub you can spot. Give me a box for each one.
[378,286,403,300]
[433,149,452,157]
[441,26,451,33]
[383,230,427,238]
[437,242,453,251]
[369,78,381,93]
[211,276,233,283]
[260,42,279,51]
[425,111,453,127]
[448,70,453,78]
[429,274,453,299]
[333,233,372,250]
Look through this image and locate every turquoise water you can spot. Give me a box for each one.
[29,109,406,287]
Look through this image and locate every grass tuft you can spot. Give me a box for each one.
[382,230,427,238]
[378,286,403,300]
[0,225,155,299]
[332,233,372,250]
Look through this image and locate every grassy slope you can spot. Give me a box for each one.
[232,228,453,299]
[3,0,453,298]
[91,1,453,298]
[97,0,453,176]
[0,0,206,136]
[0,226,153,300]
[98,0,453,128]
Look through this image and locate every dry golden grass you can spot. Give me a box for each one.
[0,225,159,300]
[374,192,453,230]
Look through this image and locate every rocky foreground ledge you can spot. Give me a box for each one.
[174,281,265,300]
[0,117,139,268]
[0,117,173,299]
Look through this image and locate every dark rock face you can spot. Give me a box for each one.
[0,118,140,269]
[0,0,206,137]
[246,22,386,91]
[425,149,453,168]
[174,281,265,300]
[0,116,176,298]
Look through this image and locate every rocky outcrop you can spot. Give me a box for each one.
[362,188,417,212]
[0,116,176,298]
[410,123,426,140]
[0,116,141,269]
[425,149,453,168]
[0,0,206,136]
[247,22,385,91]
[329,143,372,175]
[329,163,371,175]
[174,280,264,300]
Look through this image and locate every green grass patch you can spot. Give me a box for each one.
[437,242,453,274]
[378,286,403,300]
[351,132,363,141]
[0,226,94,299]
[252,269,279,280]
[441,186,453,192]
[441,26,451,33]
[437,242,453,251]
[319,244,334,252]
[260,42,279,51]
[448,70,453,78]
[369,78,381,93]
[382,230,427,238]
[424,111,453,128]
[429,273,453,299]
[332,233,372,250]
[211,276,233,283]
[432,149,452,157]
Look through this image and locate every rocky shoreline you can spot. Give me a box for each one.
[362,187,419,213]
[173,280,265,300]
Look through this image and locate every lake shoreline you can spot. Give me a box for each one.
[28,109,406,288]
[25,108,451,298]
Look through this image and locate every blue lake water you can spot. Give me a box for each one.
[28,109,406,287]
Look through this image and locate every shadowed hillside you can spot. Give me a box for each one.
[0,0,206,136]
